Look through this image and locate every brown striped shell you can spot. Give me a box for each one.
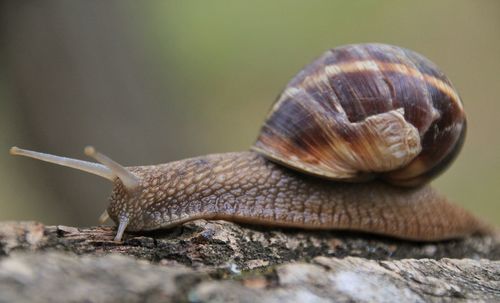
[253,43,466,187]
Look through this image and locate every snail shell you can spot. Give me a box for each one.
[253,43,466,186]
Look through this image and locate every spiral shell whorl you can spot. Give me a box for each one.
[254,43,466,186]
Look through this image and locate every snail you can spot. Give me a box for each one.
[10,43,490,242]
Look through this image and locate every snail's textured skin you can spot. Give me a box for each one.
[255,44,466,187]
[108,151,486,241]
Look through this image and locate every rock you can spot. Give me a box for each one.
[0,220,499,302]
[1,221,498,268]
[0,252,197,302]
[0,252,498,303]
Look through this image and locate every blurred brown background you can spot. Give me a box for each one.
[0,1,498,226]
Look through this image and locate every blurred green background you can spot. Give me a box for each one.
[0,1,498,227]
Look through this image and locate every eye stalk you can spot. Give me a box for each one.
[10,146,115,181]
[10,146,139,241]
[83,146,140,192]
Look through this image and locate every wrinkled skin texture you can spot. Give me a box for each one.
[107,151,487,241]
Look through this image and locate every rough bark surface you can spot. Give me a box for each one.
[0,220,499,302]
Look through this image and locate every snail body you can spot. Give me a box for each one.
[10,43,487,241]
[109,151,483,241]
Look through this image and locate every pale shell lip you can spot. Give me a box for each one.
[254,109,422,182]
[251,145,373,182]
